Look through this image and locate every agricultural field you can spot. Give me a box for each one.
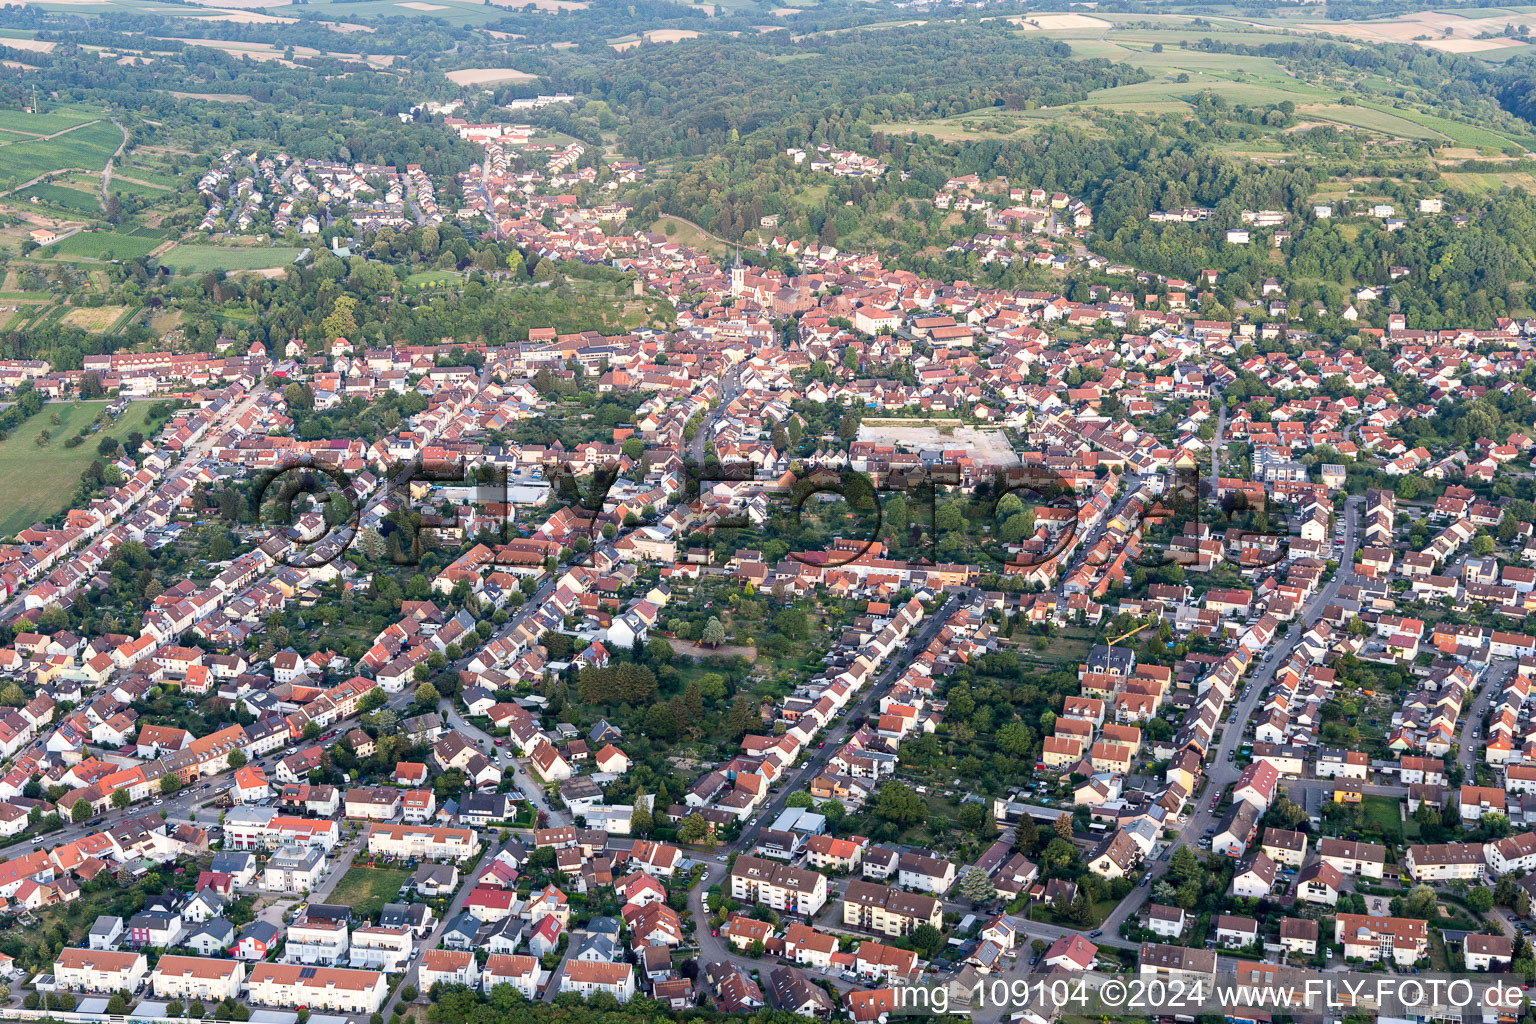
[15,182,100,213]
[156,244,302,272]
[1304,103,1447,141]
[0,118,120,191]
[444,66,538,86]
[41,229,161,261]
[60,304,130,331]
[1441,168,1536,191]
[0,399,155,538]
[298,0,513,26]
[0,107,101,139]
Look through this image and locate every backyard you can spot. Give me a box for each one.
[327,864,411,919]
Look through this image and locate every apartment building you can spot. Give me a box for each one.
[54,949,149,993]
[419,950,477,990]
[1317,838,1386,879]
[895,852,955,894]
[481,955,541,999]
[344,787,403,821]
[263,845,327,894]
[1138,943,1217,981]
[284,917,350,966]
[841,880,943,938]
[1403,842,1486,883]
[246,964,389,1014]
[728,855,828,917]
[368,823,481,862]
[347,926,413,972]
[222,808,340,851]
[1488,831,1536,874]
[150,956,245,1002]
[558,961,635,1003]
[1334,914,1428,967]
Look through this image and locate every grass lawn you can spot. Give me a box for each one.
[650,217,728,256]
[1359,794,1404,847]
[327,864,411,919]
[0,399,155,537]
[158,244,301,273]
[107,177,171,199]
[1027,896,1117,927]
[405,270,461,288]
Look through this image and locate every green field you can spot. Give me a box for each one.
[405,270,462,287]
[301,0,508,25]
[0,118,119,189]
[157,244,301,273]
[0,400,155,537]
[43,229,161,261]
[1359,102,1536,150]
[1308,103,1447,140]
[0,107,101,138]
[1359,794,1404,847]
[326,865,410,918]
[17,182,100,213]
[107,177,171,199]
[115,165,179,189]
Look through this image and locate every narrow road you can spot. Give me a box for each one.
[381,845,496,1016]
[100,116,127,213]
[443,705,569,826]
[736,591,960,853]
[689,365,741,465]
[1210,396,1227,489]
[1459,656,1514,774]
[1101,494,1362,936]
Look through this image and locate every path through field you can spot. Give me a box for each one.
[0,117,106,199]
[99,116,128,212]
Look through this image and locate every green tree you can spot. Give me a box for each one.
[677,813,711,844]
[959,866,996,904]
[875,782,925,827]
[321,295,359,339]
[1403,884,1439,920]
[71,800,92,823]
[911,923,944,957]
[702,617,727,647]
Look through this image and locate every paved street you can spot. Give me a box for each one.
[738,591,961,853]
[383,845,496,1015]
[1100,494,1362,936]
[443,705,570,826]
